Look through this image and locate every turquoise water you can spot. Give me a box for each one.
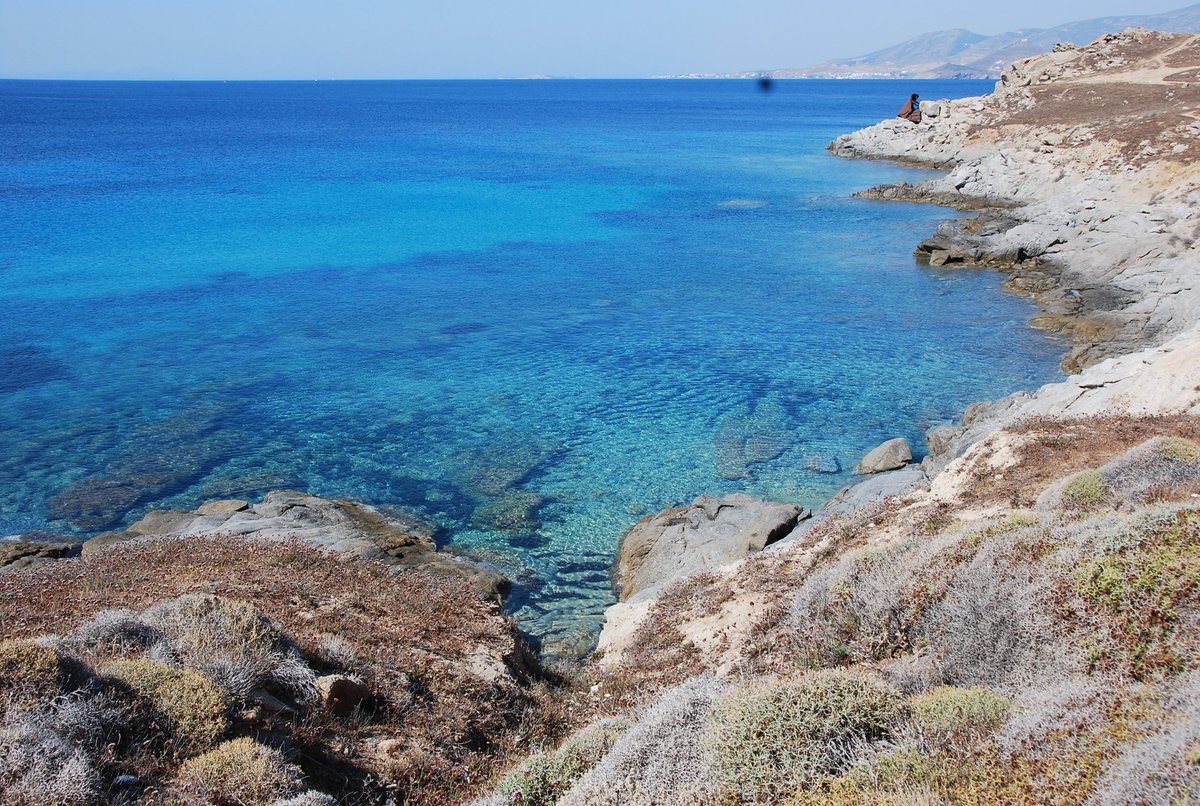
[0,79,1063,653]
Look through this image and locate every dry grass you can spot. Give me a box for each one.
[964,415,1200,508]
[0,535,575,804]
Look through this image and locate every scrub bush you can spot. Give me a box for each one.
[907,685,1010,746]
[497,718,626,805]
[706,670,898,800]
[0,640,66,707]
[1065,469,1108,508]
[173,737,302,805]
[104,658,228,753]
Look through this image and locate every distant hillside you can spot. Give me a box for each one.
[757,3,1200,79]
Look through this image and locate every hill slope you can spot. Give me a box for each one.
[770,3,1200,78]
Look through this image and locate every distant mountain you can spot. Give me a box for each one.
[762,3,1200,79]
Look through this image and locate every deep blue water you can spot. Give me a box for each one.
[0,79,1063,652]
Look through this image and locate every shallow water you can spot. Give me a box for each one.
[0,79,1064,653]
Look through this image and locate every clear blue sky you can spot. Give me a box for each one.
[0,0,1186,79]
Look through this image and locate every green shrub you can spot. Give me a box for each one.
[1065,469,1108,508]
[498,719,626,806]
[0,639,67,706]
[908,686,1010,743]
[173,737,302,805]
[1075,509,1200,677]
[1158,437,1200,464]
[706,670,899,800]
[104,659,228,752]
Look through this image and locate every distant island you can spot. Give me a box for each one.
[665,2,1200,79]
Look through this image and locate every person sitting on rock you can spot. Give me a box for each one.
[897,93,922,124]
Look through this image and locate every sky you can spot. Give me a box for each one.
[0,0,1188,79]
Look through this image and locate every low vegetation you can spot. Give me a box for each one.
[469,421,1200,805]
[0,537,572,804]
[6,420,1200,804]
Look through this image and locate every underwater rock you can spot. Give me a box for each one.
[714,398,796,480]
[804,453,842,474]
[451,440,558,500]
[0,345,71,393]
[472,489,544,534]
[44,406,243,531]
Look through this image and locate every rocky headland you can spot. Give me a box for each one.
[7,28,1200,806]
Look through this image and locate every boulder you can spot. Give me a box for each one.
[855,438,913,474]
[613,494,808,602]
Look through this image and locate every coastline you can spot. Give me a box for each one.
[594,27,1200,663]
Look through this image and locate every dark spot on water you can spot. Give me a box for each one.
[439,322,490,336]
[0,345,71,392]
[506,531,550,549]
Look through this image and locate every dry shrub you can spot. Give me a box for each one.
[0,640,67,708]
[559,676,727,806]
[172,737,302,805]
[922,533,1064,689]
[0,713,101,805]
[0,535,561,804]
[1090,670,1200,805]
[142,594,317,703]
[104,658,228,753]
[706,670,898,801]
[70,608,165,657]
[906,686,1011,748]
[0,689,130,805]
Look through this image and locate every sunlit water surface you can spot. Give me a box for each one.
[0,79,1063,653]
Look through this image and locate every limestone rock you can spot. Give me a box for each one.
[613,493,807,602]
[855,438,913,474]
[79,490,513,601]
[0,538,81,571]
[196,499,248,515]
[315,674,371,717]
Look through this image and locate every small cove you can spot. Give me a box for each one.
[0,79,1066,653]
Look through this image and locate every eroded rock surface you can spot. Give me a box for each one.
[81,490,510,600]
[613,493,808,602]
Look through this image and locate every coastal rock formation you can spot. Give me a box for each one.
[613,493,807,602]
[0,536,81,572]
[854,437,913,474]
[81,490,511,599]
[831,28,1200,376]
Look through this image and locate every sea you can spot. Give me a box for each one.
[0,78,1065,655]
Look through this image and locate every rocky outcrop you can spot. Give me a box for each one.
[0,536,82,572]
[830,29,1200,376]
[613,494,807,603]
[81,490,510,600]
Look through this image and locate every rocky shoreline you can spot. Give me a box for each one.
[594,27,1200,661]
